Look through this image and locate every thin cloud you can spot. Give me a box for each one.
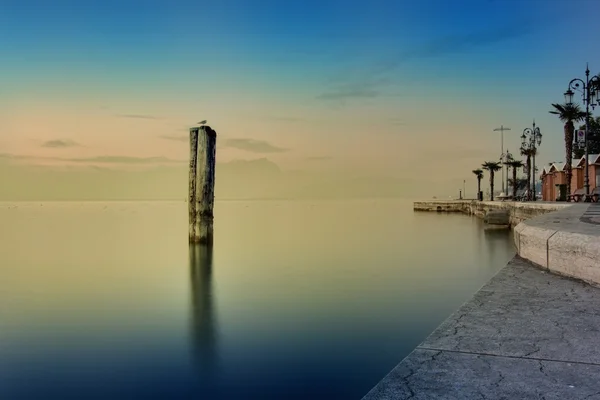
[427,147,491,161]
[159,134,188,142]
[307,156,332,161]
[316,86,380,100]
[388,118,408,126]
[0,153,184,165]
[267,116,306,123]
[317,23,535,101]
[115,114,161,120]
[64,156,184,164]
[374,23,533,73]
[42,139,80,148]
[222,138,289,153]
[0,153,29,160]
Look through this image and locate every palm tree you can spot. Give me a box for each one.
[506,160,524,199]
[508,177,528,199]
[482,161,502,201]
[520,147,535,200]
[472,169,484,200]
[549,103,587,197]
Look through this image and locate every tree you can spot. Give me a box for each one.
[472,169,484,200]
[506,160,524,199]
[508,177,528,198]
[574,116,600,159]
[549,103,587,197]
[482,161,502,201]
[520,147,535,200]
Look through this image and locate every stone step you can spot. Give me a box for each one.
[484,210,510,225]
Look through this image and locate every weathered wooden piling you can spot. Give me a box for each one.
[189,129,199,240]
[188,125,217,244]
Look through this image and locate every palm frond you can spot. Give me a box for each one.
[506,160,524,168]
[472,168,484,178]
[549,103,586,122]
[482,161,502,171]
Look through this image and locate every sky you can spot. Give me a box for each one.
[1,0,600,200]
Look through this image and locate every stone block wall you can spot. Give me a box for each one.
[414,200,569,227]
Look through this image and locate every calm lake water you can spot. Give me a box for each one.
[0,199,515,399]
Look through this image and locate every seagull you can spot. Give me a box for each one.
[197,120,207,125]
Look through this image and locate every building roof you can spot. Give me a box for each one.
[575,154,600,167]
[550,162,566,172]
[540,155,600,178]
[587,154,600,165]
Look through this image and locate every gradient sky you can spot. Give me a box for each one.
[2,0,600,199]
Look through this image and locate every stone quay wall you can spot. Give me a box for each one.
[414,200,600,286]
[413,200,569,227]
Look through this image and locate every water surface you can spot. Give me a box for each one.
[0,199,515,399]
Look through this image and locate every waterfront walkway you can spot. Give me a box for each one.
[363,257,600,399]
[364,203,600,399]
[581,203,600,225]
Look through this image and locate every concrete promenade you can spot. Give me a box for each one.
[515,203,600,286]
[364,203,600,399]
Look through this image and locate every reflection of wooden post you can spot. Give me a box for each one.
[189,126,217,244]
[189,244,217,376]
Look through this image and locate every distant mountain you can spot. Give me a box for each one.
[215,158,285,199]
[217,158,281,178]
[283,176,418,200]
[0,157,418,201]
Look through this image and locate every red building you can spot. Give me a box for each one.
[540,154,600,201]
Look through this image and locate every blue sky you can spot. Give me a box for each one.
[2,0,586,89]
[1,0,600,198]
[2,0,595,97]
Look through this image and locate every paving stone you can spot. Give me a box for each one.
[363,258,600,400]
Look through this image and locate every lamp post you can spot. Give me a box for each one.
[521,120,543,201]
[564,64,600,197]
[501,149,514,196]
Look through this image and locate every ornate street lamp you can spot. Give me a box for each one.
[521,120,543,201]
[564,64,600,196]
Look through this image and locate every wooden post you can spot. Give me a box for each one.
[189,125,217,244]
[189,128,199,241]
